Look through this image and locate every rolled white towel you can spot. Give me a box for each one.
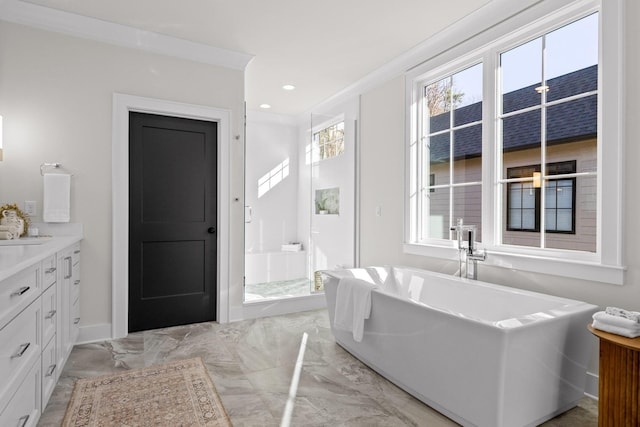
[593,311,640,334]
[605,306,640,323]
[0,230,13,240]
[592,319,640,338]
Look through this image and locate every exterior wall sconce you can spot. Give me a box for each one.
[532,171,541,188]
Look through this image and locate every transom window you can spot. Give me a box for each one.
[312,121,344,162]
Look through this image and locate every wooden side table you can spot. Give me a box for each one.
[588,324,640,426]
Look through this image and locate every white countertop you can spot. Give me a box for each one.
[0,235,82,282]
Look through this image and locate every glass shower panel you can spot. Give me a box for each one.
[243,114,309,301]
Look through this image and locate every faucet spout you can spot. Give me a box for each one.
[451,218,485,280]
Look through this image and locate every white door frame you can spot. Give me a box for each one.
[111,93,231,339]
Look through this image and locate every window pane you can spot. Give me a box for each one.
[546,95,597,145]
[522,184,535,208]
[522,209,536,229]
[509,209,521,229]
[453,185,482,241]
[453,125,482,184]
[546,13,598,102]
[427,187,450,239]
[453,63,483,126]
[545,209,557,230]
[502,111,541,180]
[427,77,452,133]
[545,182,557,208]
[556,181,573,208]
[430,132,451,185]
[556,209,573,231]
[501,38,542,114]
[510,184,522,207]
[546,175,594,251]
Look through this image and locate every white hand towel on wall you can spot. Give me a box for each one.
[43,173,71,223]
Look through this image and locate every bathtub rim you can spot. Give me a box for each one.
[322,265,599,331]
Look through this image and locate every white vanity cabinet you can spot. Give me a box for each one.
[0,237,81,426]
[57,242,81,371]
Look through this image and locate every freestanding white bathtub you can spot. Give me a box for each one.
[323,266,598,427]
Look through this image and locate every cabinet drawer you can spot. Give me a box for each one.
[0,265,39,330]
[42,255,57,290]
[41,284,57,348]
[0,300,40,404]
[0,358,40,427]
[41,335,57,408]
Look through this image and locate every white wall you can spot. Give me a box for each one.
[358,0,640,380]
[244,113,299,253]
[0,22,246,329]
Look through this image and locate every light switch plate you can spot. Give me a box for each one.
[24,200,37,216]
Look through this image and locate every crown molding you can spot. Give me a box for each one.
[0,0,253,70]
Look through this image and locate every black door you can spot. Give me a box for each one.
[129,112,217,332]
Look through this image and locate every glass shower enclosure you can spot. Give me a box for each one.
[243,99,358,302]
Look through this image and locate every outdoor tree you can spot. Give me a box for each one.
[426,78,464,116]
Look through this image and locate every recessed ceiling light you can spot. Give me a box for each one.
[259,103,272,109]
[282,84,296,91]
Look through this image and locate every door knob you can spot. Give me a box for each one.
[208,227,216,234]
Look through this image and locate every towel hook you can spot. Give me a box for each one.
[40,163,73,176]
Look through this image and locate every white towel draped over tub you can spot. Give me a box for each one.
[333,277,378,342]
[43,173,71,223]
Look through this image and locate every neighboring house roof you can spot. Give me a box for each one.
[430,65,597,163]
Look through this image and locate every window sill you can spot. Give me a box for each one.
[403,243,625,285]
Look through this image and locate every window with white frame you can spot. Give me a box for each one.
[423,63,483,241]
[312,121,344,162]
[406,0,624,283]
[499,13,597,252]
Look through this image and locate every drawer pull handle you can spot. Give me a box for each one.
[45,364,57,377]
[45,267,57,274]
[45,309,57,319]
[65,257,72,279]
[11,342,30,359]
[17,415,30,427]
[10,286,30,297]
[74,317,80,324]
[74,280,80,285]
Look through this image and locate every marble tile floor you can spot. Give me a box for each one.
[38,309,597,426]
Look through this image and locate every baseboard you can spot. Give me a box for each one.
[584,371,599,399]
[77,323,112,344]
[240,294,327,321]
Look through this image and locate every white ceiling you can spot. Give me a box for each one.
[20,0,491,116]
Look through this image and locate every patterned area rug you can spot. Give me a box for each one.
[62,357,232,426]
